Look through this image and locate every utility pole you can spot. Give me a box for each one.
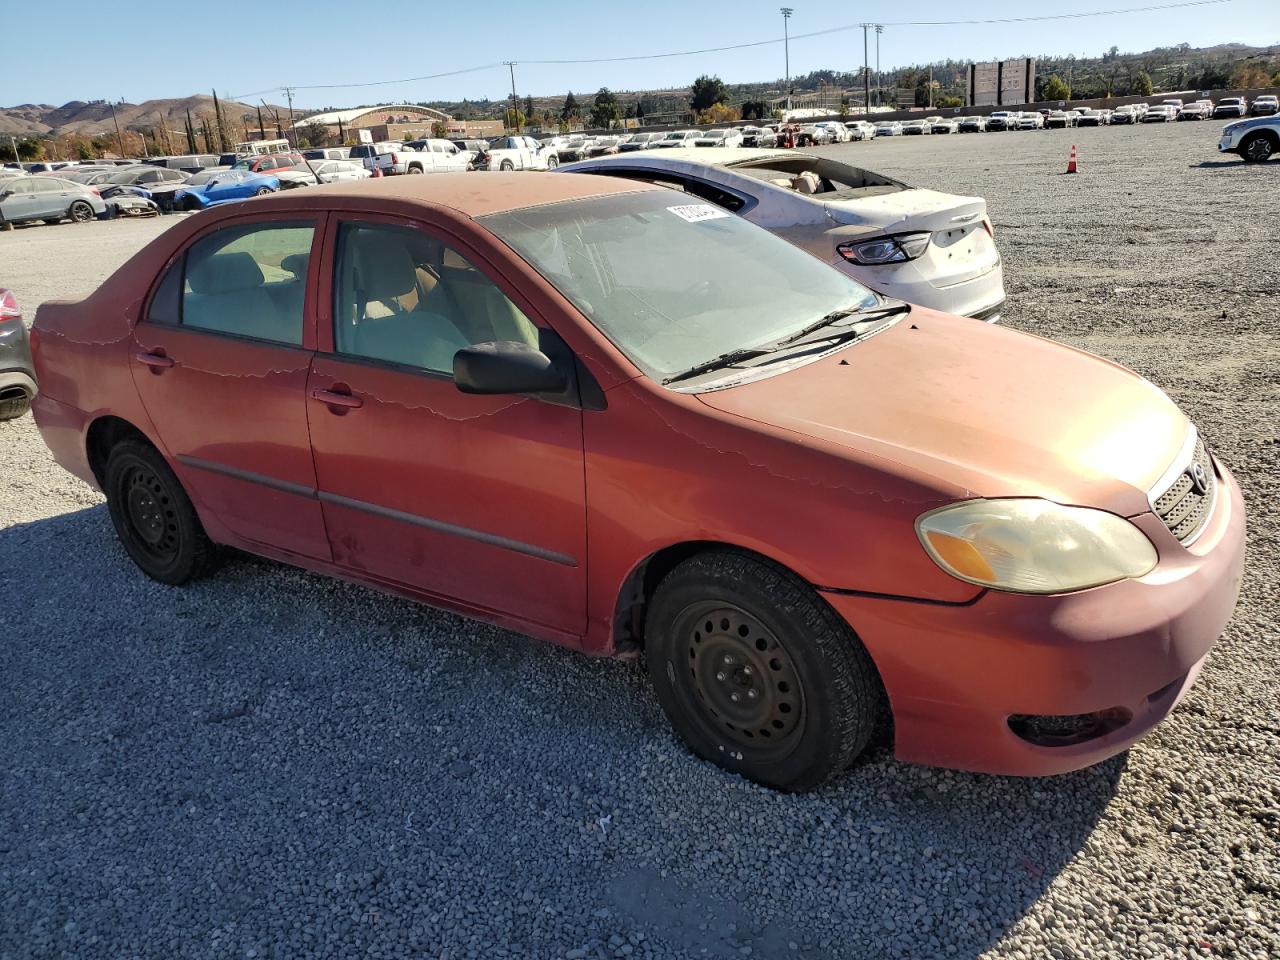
[861,24,871,115]
[108,100,125,159]
[9,135,19,164]
[780,8,793,112]
[929,64,934,109]
[504,61,520,132]
[283,86,297,146]
[875,25,883,107]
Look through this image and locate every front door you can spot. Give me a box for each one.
[130,216,331,560]
[306,217,587,635]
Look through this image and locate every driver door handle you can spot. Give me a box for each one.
[310,387,363,409]
[135,351,175,369]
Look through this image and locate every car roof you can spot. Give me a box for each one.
[264,170,657,217]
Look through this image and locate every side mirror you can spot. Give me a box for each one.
[454,340,567,395]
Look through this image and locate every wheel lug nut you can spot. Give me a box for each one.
[715,672,726,681]
[742,666,753,676]
[730,693,741,703]
[723,655,735,665]
[747,689,759,699]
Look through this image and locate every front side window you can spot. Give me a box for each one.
[332,222,538,374]
[153,222,314,345]
[482,192,878,381]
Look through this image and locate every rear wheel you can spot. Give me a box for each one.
[0,388,30,421]
[645,550,885,791]
[104,440,222,585]
[1240,133,1276,162]
[545,155,559,170]
[407,165,423,174]
[68,200,94,222]
[500,160,514,171]
[254,187,273,196]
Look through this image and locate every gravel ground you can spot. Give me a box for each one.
[2,122,1278,960]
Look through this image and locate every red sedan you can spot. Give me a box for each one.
[30,175,1245,790]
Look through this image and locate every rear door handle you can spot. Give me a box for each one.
[135,351,175,369]
[310,387,363,409]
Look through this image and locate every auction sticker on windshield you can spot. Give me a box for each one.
[668,204,731,223]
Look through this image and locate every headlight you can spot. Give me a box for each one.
[916,499,1157,594]
[837,232,931,265]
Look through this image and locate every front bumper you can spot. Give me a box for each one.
[823,458,1246,776]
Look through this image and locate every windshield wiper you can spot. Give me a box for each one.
[662,346,776,385]
[661,300,910,386]
[770,300,910,349]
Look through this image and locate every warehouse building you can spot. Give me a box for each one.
[297,105,503,143]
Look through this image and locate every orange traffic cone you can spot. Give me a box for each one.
[371,166,383,178]
[1066,145,1078,174]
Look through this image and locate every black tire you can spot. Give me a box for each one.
[500,160,514,171]
[1239,133,1276,163]
[183,196,202,212]
[68,200,94,223]
[545,155,559,170]
[645,550,885,791]
[254,187,273,196]
[407,165,424,174]
[104,440,222,585]
[0,391,30,421]
[43,218,62,225]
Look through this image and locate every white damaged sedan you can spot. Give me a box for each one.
[559,148,1005,321]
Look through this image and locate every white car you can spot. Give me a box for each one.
[957,116,987,132]
[930,118,959,134]
[901,119,932,135]
[985,111,1016,131]
[844,120,877,141]
[559,148,1005,321]
[874,121,904,137]
[694,129,745,148]
[1142,106,1175,123]
[480,135,559,171]
[1251,95,1279,116]
[1218,116,1279,162]
[1213,97,1247,119]
[1015,112,1044,130]
[655,130,702,148]
[813,122,850,143]
[275,159,372,189]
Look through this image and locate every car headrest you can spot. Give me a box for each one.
[354,232,419,301]
[187,252,264,295]
[791,171,821,195]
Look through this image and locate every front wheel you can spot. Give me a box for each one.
[104,440,222,585]
[1240,133,1276,162]
[254,187,273,196]
[68,200,94,223]
[406,165,423,174]
[545,154,558,170]
[645,550,885,791]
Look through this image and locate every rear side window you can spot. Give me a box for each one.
[145,222,314,345]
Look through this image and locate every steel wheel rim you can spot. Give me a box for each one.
[123,465,179,559]
[680,603,805,754]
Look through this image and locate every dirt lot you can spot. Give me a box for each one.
[1,121,1278,960]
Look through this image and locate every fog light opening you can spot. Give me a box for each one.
[1007,707,1133,747]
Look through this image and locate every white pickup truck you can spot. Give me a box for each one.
[475,135,559,171]
[351,140,469,175]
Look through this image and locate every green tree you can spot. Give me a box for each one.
[505,107,526,130]
[560,91,580,122]
[740,99,768,121]
[523,95,535,120]
[690,74,729,113]
[1134,70,1154,96]
[590,87,622,129]
[1042,74,1072,101]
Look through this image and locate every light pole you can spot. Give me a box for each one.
[860,24,870,115]
[108,100,125,158]
[875,25,883,107]
[780,8,793,112]
[283,86,297,147]
[504,61,520,132]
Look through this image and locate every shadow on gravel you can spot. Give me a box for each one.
[0,505,1126,960]
[1189,160,1255,169]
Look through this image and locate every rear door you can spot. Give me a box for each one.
[130,214,331,560]
[305,215,588,635]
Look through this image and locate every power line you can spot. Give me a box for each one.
[227,0,1233,101]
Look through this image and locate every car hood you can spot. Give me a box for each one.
[696,309,1187,516]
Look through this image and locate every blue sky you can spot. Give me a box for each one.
[6,0,1278,108]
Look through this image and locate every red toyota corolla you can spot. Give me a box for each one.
[30,174,1245,790]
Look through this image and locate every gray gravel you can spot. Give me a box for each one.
[1,121,1278,959]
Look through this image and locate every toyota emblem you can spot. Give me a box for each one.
[1188,462,1210,496]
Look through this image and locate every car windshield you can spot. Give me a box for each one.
[107,170,144,183]
[482,191,879,382]
[704,131,726,139]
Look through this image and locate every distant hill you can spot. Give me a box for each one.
[0,95,296,140]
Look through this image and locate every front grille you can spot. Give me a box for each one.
[1151,437,1216,544]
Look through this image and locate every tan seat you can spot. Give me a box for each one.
[184,252,302,345]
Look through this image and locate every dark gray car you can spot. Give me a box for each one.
[0,288,35,420]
